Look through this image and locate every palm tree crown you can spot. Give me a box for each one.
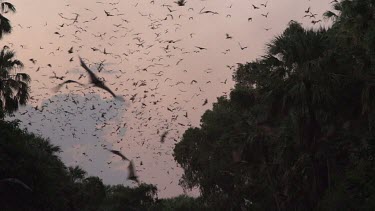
[0,46,30,118]
[0,1,16,39]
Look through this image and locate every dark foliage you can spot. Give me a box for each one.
[174,1,375,210]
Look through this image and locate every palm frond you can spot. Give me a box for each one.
[1,2,16,13]
[0,14,11,39]
[0,46,30,115]
[15,73,30,82]
[3,49,15,62]
[323,11,338,20]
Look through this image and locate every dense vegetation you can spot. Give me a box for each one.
[0,120,154,211]
[0,118,208,210]
[174,0,375,210]
[0,120,201,211]
[3,0,375,210]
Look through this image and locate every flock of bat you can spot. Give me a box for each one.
[5,0,328,192]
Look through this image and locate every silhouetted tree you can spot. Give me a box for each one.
[174,1,375,210]
[0,1,16,39]
[0,46,30,118]
[0,2,30,119]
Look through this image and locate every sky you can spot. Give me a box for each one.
[3,0,333,198]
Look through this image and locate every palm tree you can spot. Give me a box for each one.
[0,2,28,118]
[324,0,375,43]
[325,0,375,114]
[261,21,335,146]
[68,166,87,183]
[0,1,16,39]
[253,21,337,209]
[0,46,30,118]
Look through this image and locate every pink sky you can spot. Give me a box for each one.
[5,0,332,198]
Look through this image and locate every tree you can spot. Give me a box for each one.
[0,120,73,211]
[174,2,375,209]
[0,1,16,39]
[99,184,158,211]
[69,166,87,183]
[175,21,336,210]
[324,0,375,115]
[150,195,203,211]
[0,119,160,211]
[0,2,30,119]
[0,46,30,118]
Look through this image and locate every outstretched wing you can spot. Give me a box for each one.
[97,83,125,101]
[108,149,129,161]
[160,131,169,143]
[79,57,100,84]
[97,83,118,98]
[80,57,124,101]
[52,80,84,92]
[127,160,139,183]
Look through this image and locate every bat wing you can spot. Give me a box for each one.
[109,149,129,160]
[79,57,100,84]
[52,80,84,92]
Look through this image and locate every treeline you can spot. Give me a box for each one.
[174,0,375,210]
[0,120,202,210]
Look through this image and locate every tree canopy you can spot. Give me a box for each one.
[0,1,30,119]
[174,0,375,210]
[0,1,16,39]
[0,119,204,211]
